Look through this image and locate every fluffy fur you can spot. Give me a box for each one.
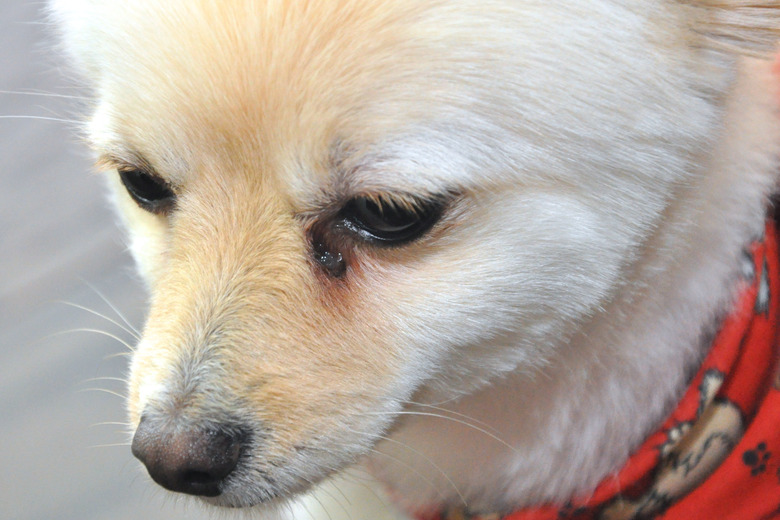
[52,1,780,518]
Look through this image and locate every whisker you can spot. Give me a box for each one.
[325,476,354,508]
[45,328,135,352]
[79,278,143,337]
[362,446,448,502]
[302,475,348,507]
[83,377,130,394]
[281,501,302,520]
[341,466,388,487]
[296,495,319,520]
[90,442,132,449]
[298,440,446,507]
[372,435,468,509]
[0,115,77,123]
[104,351,134,360]
[333,470,398,511]
[310,460,383,488]
[408,394,464,407]
[403,399,503,436]
[302,425,465,508]
[363,410,518,455]
[83,376,129,384]
[78,387,126,400]
[298,477,338,520]
[89,421,131,428]
[54,300,140,340]
[0,89,88,100]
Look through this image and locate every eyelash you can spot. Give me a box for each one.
[310,193,447,277]
[336,195,445,246]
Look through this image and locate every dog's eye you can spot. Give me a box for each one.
[118,168,176,214]
[339,196,443,245]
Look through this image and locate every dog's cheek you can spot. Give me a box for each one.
[368,191,629,391]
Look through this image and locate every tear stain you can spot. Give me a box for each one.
[305,224,377,322]
[306,220,359,289]
[313,240,346,277]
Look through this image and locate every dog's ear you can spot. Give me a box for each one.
[687,1,780,57]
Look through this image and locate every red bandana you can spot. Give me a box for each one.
[421,220,780,520]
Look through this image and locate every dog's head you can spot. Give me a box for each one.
[52,0,778,509]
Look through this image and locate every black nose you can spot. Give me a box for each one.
[131,417,244,497]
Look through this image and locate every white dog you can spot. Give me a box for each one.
[52,1,780,519]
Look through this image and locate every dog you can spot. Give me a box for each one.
[52,1,780,519]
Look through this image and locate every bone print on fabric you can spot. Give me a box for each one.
[598,371,744,520]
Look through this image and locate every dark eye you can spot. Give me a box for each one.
[118,168,176,214]
[339,195,444,245]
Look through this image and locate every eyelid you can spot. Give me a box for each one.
[97,152,177,190]
[352,192,432,216]
[96,152,165,180]
[116,163,168,184]
[97,152,140,171]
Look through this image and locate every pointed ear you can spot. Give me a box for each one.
[689,1,780,58]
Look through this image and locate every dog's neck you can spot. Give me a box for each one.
[367,57,780,514]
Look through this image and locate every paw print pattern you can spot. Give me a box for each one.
[742,442,771,476]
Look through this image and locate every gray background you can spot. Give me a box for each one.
[0,2,214,519]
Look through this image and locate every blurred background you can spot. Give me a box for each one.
[0,2,214,519]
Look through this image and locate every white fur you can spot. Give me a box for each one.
[51,1,780,518]
[368,57,780,514]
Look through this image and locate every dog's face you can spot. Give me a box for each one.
[54,0,732,509]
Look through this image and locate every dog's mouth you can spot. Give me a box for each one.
[129,389,402,508]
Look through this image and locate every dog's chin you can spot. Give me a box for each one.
[195,451,350,510]
[198,493,313,520]
[200,494,248,509]
[200,493,268,509]
[198,482,288,509]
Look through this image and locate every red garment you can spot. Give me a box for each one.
[421,220,780,520]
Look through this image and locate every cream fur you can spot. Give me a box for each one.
[51,1,780,519]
